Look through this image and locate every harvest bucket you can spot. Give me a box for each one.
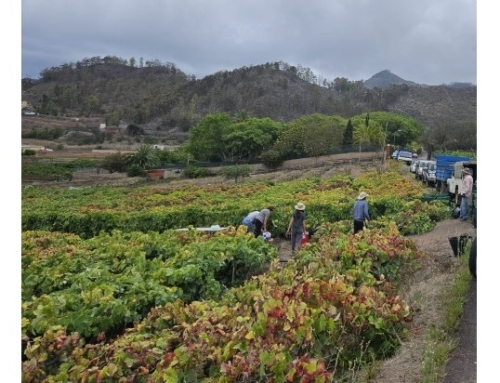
[300,233,309,246]
[448,235,473,257]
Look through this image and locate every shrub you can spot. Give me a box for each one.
[183,166,216,178]
[126,164,147,177]
[260,148,285,168]
[102,152,128,173]
[22,163,73,181]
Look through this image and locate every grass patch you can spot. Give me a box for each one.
[420,243,473,383]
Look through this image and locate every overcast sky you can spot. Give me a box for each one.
[21,0,477,86]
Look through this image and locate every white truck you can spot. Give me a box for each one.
[446,161,477,206]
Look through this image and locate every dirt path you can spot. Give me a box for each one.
[368,219,476,382]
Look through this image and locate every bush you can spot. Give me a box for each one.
[22,149,37,156]
[22,163,73,181]
[260,149,285,168]
[126,164,147,177]
[102,152,128,173]
[22,127,64,140]
[183,166,216,179]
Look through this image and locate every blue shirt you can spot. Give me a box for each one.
[353,199,370,221]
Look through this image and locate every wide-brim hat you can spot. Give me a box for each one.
[461,168,471,174]
[357,192,369,200]
[295,202,306,211]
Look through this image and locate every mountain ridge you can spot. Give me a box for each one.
[21,58,476,134]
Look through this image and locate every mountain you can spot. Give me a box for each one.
[363,70,418,89]
[21,58,476,141]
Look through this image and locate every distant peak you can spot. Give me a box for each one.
[363,70,417,89]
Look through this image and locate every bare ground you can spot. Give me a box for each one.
[370,219,476,383]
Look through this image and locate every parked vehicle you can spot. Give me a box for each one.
[416,160,435,180]
[410,160,419,173]
[435,155,471,193]
[422,162,437,186]
[395,148,413,165]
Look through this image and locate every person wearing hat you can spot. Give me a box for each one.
[459,168,473,221]
[353,192,370,234]
[286,202,307,252]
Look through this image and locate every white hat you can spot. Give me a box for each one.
[357,192,369,200]
[461,168,471,174]
[295,202,306,211]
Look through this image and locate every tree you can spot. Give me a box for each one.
[188,114,283,162]
[274,114,346,159]
[126,124,144,137]
[351,111,424,147]
[219,165,252,184]
[102,152,128,173]
[187,113,232,161]
[353,119,384,159]
[342,119,354,147]
[222,118,283,162]
[420,118,476,157]
[126,144,160,170]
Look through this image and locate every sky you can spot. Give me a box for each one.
[20,0,478,86]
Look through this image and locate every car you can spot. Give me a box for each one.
[410,160,419,173]
[391,148,413,164]
[416,160,435,180]
[422,162,437,185]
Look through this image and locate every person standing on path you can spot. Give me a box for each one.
[459,168,473,221]
[242,210,260,233]
[252,206,274,238]
[353,192,370,234]
[285,202,307,253]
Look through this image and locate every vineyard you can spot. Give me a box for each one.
[21,164,453,382]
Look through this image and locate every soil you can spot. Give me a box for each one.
[23,150,380,188]
[23,149,477,381]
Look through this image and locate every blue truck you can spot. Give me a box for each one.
[434,155,470,193]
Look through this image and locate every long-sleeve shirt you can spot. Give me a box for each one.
[461,174,473,198]
[353,200,370,222]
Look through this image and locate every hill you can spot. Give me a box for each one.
[363,69,418,89]
[21,57,476,142]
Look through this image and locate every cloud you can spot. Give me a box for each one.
[21,0,476,85]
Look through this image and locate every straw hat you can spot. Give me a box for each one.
[357,192,369,200]
[295,202,306,211]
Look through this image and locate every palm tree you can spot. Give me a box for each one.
[353,120,385,161]
[126,144,160,170]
